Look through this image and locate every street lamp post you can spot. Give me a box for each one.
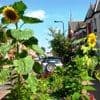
[54,20,65,36]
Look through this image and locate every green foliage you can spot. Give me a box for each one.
[12,1,27,16]
[11,29,33,41]
[83,86,96,91]
[1,17,10,24]
[95,70,100,81]
[33,62,43,74]
[0,6,5,13]
[22,16,43,24]
[0,68,10,84]
[80,71,93,80]
[49,28,72,63]
[23,37,38,46]
[14,56,34,74]
[0,43,11,56]
[72,92,81,100]
[32,44,44,55]
[26,73,38,93]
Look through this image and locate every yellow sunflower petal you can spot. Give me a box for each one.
[87,33,96,47]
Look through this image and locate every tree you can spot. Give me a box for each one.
[49,27,74,64]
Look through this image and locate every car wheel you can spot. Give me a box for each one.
[46,63,55,72]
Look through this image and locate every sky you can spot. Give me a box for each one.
[0,0,96,51]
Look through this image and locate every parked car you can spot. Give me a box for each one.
[42,56,63,72]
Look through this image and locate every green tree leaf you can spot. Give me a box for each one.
[14,56,34,74]
[11,29,33,41]
[22,16,43,24]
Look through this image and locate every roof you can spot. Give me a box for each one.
[85,4,95,21]
[75,21,86,30]
[95,0,100,12]
[68,21,85,32]
[68,21,79,32]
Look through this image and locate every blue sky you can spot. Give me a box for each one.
[0,0,96,51]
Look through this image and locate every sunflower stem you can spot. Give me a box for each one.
[15,23,18,29]
[20,23,25,29]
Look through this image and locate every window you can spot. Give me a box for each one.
[93,18,97,32]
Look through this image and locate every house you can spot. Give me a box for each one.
[68,21,86,39]
[74,22,86,39]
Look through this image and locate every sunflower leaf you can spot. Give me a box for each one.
[26,73,38,93]
[1,17,9,24]
[14,56,34,74]
[0,43,11,56]
[0,6,5,13]
[33,62,43,74]
[11,29,33,41]
[32,44,44,55]
[12,1,27,15]
[23,37,38,46]
[22,16,43,24]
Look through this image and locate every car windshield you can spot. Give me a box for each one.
[47,59,60,63]
[42,57,62,63]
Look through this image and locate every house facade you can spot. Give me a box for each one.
[93,0,100,47]
[84,4,95,34]
[68,21,86,39]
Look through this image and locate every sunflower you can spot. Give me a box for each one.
[87,33,96,47]
[3,6,19,23]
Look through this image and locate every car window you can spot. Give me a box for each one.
[42,58,61,63]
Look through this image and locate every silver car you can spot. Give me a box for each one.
[42,57,63,72]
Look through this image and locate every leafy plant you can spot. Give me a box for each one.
[0,1,45,100]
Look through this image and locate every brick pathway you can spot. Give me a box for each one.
[0,84,10,100]
[0,90,10,100]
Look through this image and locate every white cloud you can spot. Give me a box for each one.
[25,10,46,20]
